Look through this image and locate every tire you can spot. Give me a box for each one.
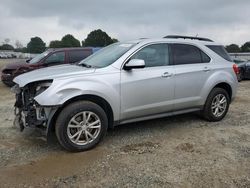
[55,101,108,152]
[202,88,230,122]
[238,72,243,82]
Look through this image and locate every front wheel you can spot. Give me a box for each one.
[202,88,230,122]
[55,101,108,152]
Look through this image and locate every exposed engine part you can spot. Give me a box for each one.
[13,82,52,131]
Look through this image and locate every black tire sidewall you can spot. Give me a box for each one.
[238,72,243,82]
[55,101,108,152]
[203,88,230,122]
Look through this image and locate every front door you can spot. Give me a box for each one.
[120,43,175,120]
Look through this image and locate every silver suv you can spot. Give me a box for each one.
[13,35,238,152]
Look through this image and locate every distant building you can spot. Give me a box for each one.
[0,50,37,59]
[229,53,250,61]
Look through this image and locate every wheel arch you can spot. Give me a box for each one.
[212,82,232,101]
[47,94,115,139]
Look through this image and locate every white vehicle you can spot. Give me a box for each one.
[0,52,8,58]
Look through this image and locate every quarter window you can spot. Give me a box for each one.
[206,45,232,62]
[131,44,170,67]
[172,44,210,65]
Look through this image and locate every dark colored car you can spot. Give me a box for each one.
[232,58,250,81]
[1,47,100,86]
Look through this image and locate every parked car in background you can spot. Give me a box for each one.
[1,47,100,86]
[232,58,250,81]
[0,52,8,59]
[12,36,238,152]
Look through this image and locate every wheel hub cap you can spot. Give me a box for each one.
[211,94,227,117]
[67,111,101,146]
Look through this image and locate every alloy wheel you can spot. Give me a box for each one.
[67,111,101,145]
[211,94,228,117]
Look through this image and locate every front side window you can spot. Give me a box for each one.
[172,44,209,65]
[45,52,65,64]
[29,50,51,64]
[131,44,170,67]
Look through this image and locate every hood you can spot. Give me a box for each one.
[2,60,28,70]
[14,64,95,87]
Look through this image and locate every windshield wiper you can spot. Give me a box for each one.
[78,63,100,68]
[78,63,93,68]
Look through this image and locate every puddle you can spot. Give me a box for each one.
[0,147,107,186]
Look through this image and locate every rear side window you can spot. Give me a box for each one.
[201,51,211,63]
[171,44,210,65]
[68,50,92,63]
[206,45,232,62]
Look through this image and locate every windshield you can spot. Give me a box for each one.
[79,42,136,68]
[29,51,50,64]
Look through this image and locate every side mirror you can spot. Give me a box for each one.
[124,59,145,70]
[26,58,32,63]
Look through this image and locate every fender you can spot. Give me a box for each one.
[35,75,120,121]
[200,69,237,105]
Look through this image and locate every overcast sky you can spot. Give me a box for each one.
[0,0,250,47]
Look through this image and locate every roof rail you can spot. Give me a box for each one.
[164,35,213,42]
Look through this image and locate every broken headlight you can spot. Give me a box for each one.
[35,80,53,96]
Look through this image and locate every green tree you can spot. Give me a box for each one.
[60,34,81,47]
[27,37,46,53]
[225,44,241,53]
[83,29,115,47]
[0,44,14,50]
[49,40,62,48]
[241,42,250,52]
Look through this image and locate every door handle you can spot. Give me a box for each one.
[203,67,211,72]
[162,72,173,78]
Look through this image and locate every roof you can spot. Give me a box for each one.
[126,37,221,46]
[47,47,100,52]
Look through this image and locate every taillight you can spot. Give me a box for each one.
[233,64,240,75]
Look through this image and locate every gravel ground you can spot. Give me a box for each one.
[0,59,250,187]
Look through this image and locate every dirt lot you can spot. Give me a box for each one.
[0,59,250,188]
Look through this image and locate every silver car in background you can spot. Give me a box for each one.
[12,35,238,152]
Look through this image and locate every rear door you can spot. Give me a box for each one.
[171,43,212,110]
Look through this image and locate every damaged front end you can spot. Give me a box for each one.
[12,80,56,132]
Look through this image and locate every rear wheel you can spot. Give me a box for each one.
[202,88,230,122]
[55,101,108,152]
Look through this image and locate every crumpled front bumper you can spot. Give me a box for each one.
[12,84,58,133]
